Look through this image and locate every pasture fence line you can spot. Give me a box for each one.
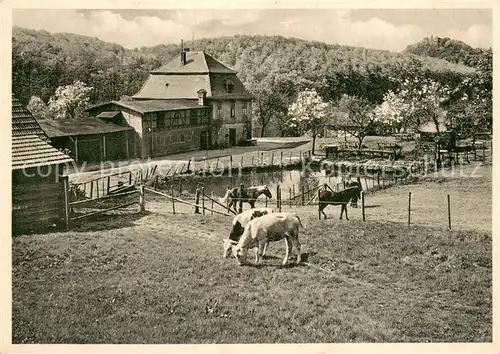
[63,175,142,230]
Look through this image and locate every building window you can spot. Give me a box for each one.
[225,80,235,93]
[230,101,235,118]
[242,101,247,116]
[172,135,178,144]
[217,103,221,118]
[180,134,185,143]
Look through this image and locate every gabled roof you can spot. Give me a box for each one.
[152,51,236,74]
[88,100,208,115]
[11,95,74,170]
[134,74,212,100]
[38,118,134,138]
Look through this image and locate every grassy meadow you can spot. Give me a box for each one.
[12,170,492,343]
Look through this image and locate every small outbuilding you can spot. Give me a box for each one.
[38,118,135,163]
[12,96,74,234]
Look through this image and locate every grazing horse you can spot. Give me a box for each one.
[219,185,273,213]
[319,181,362,220]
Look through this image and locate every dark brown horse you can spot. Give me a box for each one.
[319,179,362,220]
[219,185,273,213]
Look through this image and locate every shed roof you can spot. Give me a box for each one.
[12,96,50,139]
[38,118,134,138]
[97,111,121,119]
[88,99,208,115]
[11,95,74,170]
[12,135,74,170]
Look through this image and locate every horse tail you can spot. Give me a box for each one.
[219,189,231,204]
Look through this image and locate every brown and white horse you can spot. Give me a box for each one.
[219,185,273,213]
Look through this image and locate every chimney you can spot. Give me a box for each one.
[197,89,207,106]
[180,39,186,65]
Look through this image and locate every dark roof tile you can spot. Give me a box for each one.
[11,95,74,170]
[38,118,134,138]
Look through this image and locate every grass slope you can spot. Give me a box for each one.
[13,204,491,343]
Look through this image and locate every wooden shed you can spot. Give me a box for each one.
[12,96,74,234]
[38,118,135,163]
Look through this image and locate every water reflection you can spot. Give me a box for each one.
[165,168,353,199]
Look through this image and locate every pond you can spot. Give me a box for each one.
[161,167,376,200]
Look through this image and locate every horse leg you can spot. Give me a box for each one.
[344,204,349,220]
[283,236,292,266]
[339,205,344,220]
[290,234,301,264]
[262,241,268,258]
[320,204,328,219]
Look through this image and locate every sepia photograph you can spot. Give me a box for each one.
[5,2,495,349]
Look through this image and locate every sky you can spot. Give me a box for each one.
[12,8,492,52]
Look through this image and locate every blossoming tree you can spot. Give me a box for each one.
[48,80,93,119]
[288,88,328,154]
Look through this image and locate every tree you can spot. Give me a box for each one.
[288,88,328,154]
[447,74,492,142]
[376,76,452,166]
[337,94,376,149]
[27,96,49,120]
[48,81,93,119]
[253,79,296,137]
[373,91,411,133]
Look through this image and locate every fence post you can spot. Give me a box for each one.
[377,173,380,187]
[229,155,233,172]
[289,151,292,164]
[107,176,111,194]
[447,194,452,231]
[90,181,94,199]
[179,179,183,195]
[62,176,70,230]
[194,187,200,214]
[261,152,264,166]
[289,188,292,208]
[271,152,274,166]
[139,185,145,213]
[210,191,215,215]
[239,184,244,213]
[301,186,305,206]
[276,185,281,212]
[171,185,176,215]
[361,191,365,221]
[201,187,205,215]
[187,157,192,172]
[265,196,268,208]
[129,172,132,185]
[408,192,411,227]
[280,151,283,167]
[96,180,100,198]
[318,189,321,220]
[215,157,220,170]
